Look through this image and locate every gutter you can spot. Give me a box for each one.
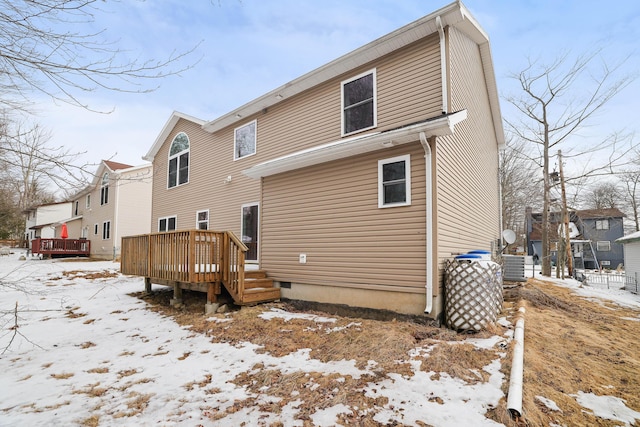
[419,132,434,314]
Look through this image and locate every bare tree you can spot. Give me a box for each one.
[619,155,640,232]
[500,135,542,243]
[504,49,635,276]
[584,181,621,210]
[0,0,198,111]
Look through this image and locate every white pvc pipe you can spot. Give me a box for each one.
[420,132,433,314]
[507,307,525,418]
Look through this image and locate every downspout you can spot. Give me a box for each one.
[436,16,448,114]
[420,132,433,314]
[507,305,526,419]
[112,173,120,260]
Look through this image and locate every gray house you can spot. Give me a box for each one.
[525,208,625,270]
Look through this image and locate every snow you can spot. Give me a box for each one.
[572,391,640,426]
[1,250,639,425]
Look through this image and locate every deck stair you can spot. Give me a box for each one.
[239,270,280,305]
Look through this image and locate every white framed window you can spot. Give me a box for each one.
[241,203,259,262]
[196,210,209,230]
[234,120,257,160]
[595,219,610,230]
[596,241,611,252]
[378,154,411,208]
[74,200,79,216]
[159,215,177,232]
[341,69,377,136]
[102,221,111,240]
[100,172,109,205]
[94,224,98,235]
[168,132,190,188]
[86,194,91,209]
[601,260,611,266]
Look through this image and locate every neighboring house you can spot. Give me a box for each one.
[617,231,640,290]
[525,207,626,270]
[65,160,153,259]
[24,201,73,250]
[141,1,504,318]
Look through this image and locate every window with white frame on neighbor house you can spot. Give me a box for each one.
[378,154,411,208]
[168,133,190,188]
[100,173,109,205]
[595,219,610,230]
[196,210,209,230]
[596,241,611,251]
[159,216,177,232]
[94,224,98,235]
[342,69,376,135]
[234,120,257,160]
[102,221,110,240]
[86,194,91,209]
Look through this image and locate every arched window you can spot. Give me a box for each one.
[100,172,109,205]
[168,132,189,188]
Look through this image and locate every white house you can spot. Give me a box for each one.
[617,231,640,292]
[24,201,73,249]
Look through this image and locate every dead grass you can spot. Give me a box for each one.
[131,280,640,426]
[50,372,74,380]
[494,278,640,427]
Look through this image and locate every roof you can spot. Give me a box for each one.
[575,208,626,219]
[243,111,467,179]
[200,1,503,148]
[104,160,133,171]
[617,231,640,244]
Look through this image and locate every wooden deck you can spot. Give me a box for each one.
[120,230,280,307]
[31,238,90,257]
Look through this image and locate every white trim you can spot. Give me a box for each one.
[102,220,111,240]
[243,110,467,179]
[341,69,377,137]
[234,120,257,161]
[596,240,611,252]
[378,154,411,208]
[241,202,260,263]
[144,111,206,162]
[196,209,210,230]
[167,132,190,189]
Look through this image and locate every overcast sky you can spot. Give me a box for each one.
[30,0,640,172]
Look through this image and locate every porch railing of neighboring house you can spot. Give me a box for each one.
[31,238,91,257]
[582,270,639,294]
[120,230,248,303]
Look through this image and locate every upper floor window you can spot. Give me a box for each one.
[342,69,377,136]
[168,132,190,188]
[100,172,109,205]
[159,215,177,232]
[86,194,91,209]
[595,219,610,230]
[74,200,79,216]
[596,241,611,252]
[102,221,111,240]
[196,210,209,230]
[234,120,257,160]
[378,154,411,208]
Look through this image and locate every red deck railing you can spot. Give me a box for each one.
[31,238,91,257]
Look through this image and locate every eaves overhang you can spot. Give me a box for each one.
[617,231,640,244]
[243,110,466,179]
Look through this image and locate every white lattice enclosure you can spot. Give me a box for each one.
[444,259,503,331]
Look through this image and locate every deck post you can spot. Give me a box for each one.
[205,282,220,314]
[144,277,152,294]
[170,282,183,306]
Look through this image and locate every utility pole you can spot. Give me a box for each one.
[558,150,573,278]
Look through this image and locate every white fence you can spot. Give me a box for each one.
[582,271,639,294]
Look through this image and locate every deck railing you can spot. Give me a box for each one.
[31,238,91,256]
[121,230,247,302]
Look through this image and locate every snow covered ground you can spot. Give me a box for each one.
[0,250,639,426]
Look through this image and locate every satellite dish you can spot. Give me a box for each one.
[502,229,516,245]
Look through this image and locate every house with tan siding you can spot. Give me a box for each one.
[66,160,153,259]
[140,1,504,319]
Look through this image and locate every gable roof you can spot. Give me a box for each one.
[575,208,626,219]
[200,1,503,149]
[143,111,207,162]
[103,160,133,171]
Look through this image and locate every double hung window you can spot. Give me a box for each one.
[342,69,376,135]
[100,173,109,205]
[378,155,411,208]
[196,210,209,230]
[234,120,257,160]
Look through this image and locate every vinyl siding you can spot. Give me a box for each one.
[625,242,640,280]
[83,166,116,258]
[261,143,426,291]
[434,27,501,268]
[151,118,261,236]
[114,166,152,248]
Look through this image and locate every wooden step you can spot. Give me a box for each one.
[245,269,268,280]
[241,287,281,305]
[245,277,275,289]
